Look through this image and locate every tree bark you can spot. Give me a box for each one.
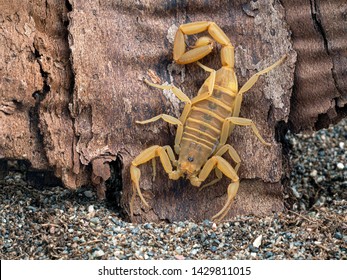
[0,0,89,188]
[282,0,347,131]
[1,0,345,222]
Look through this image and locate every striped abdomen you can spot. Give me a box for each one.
[179,78,236,166]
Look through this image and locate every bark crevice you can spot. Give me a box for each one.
[310,0,329,54]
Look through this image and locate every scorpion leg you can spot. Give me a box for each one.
[199,169,223,191]
[144,80,190,103]
[136,113,182,126]
[144,80,192,123]
[219,116,271,148]
[238,54,287,96]
[193,155,239,222]
[201,144,241,190]
[215,144,241,173]
[151,145,178,181]
[136,114,183,153]
[226,55,287,137]
[130,145,181,216]
[227,92,242,137]
[144,80,193,153]
[212,180,240,222]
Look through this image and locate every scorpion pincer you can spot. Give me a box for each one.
[130,21,287,221]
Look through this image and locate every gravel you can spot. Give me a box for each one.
[0,119,346,260]
[286,119,346,211]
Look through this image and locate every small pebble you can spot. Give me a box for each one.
[265,251,274,259]
[336,163,344,170]
[334,232,342,240]
[190,249,199,255]
[253,235,262,248]
[88,205,95,213]
[291,187,301,198]
[202,219,212,227]
[92,249,105,258]
[84,191,94,198]
[27,206,37,212]
[210,246,218,252]
[144,223,153,229]
[316,176,324,183]
[249,244,259,253]
[212,223,217,230]
[175,246,183,254]
[147,251,154,256]
[90,217,100,224]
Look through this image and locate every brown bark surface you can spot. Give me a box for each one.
[0,1,47,169]
[282,0,347,132]
[1,0,345,222]
[0,0,89,187]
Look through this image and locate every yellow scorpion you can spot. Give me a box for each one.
[131,21,286,221]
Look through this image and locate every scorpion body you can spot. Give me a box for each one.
[131,21,286,221]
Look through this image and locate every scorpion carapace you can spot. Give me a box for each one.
[130,21,287,221]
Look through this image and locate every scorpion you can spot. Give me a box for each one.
[130,21,287,221]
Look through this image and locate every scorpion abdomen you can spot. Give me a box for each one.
[179,69,237,169]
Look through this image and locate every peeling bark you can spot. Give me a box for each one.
[0,1,47,169]
[0,0,89,187]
